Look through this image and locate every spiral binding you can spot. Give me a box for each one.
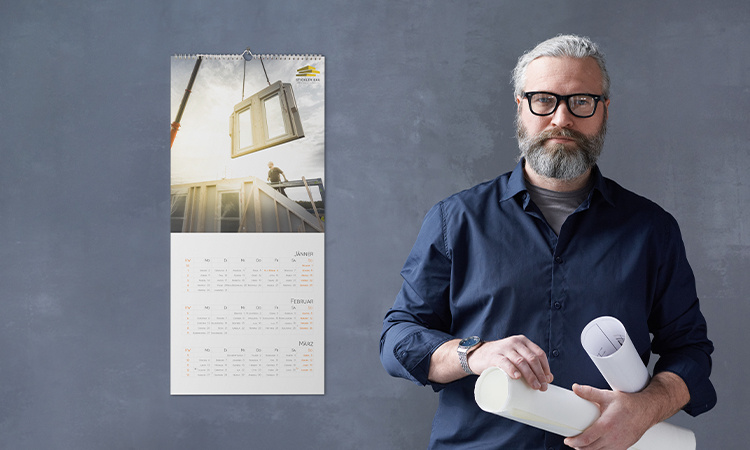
[173,53,323,60]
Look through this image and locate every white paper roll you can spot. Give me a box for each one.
[474,367,696,450]
[474,366,600,437]
[581,316,649,393]
[636,421,697,449]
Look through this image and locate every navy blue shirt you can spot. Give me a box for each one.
[380,160,716,449]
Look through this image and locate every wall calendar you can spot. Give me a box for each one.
[170,52,325,395]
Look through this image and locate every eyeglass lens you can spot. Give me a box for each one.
[529,93,597,117]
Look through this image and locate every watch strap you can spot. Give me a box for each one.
[458,337,482,375]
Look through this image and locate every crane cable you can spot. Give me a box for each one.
[242,50,271,101]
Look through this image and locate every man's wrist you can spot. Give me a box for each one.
[457,336,483,375]
[642,371,690,424]
[466,342,484,375]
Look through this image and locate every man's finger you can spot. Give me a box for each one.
[572,383,609,406]
[515,346,550,390]
[502,349,540,389]
[516,337,554,382]
[564,431,604,449]
[495,353,522,379]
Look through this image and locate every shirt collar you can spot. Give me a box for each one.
[500,158,616,207]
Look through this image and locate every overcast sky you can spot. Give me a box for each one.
[170,55,325,200]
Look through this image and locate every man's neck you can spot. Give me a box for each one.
[523,164,592,192]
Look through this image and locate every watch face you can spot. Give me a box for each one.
[460,336,481,347]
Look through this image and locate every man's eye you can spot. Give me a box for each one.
[534,96,555,104]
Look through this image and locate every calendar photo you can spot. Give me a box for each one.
[170,54,325,234]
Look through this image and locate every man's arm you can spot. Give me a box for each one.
[562,212,714,449]
[564,371,690,449]
[428,335,554,391]
[380,202,455,387]
[384,198,554,391]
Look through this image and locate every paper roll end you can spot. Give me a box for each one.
[475,367,511,413]
[581,316,624,357]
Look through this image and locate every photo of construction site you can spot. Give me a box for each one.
[170,54,325,233]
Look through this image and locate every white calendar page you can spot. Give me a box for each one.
[170,233,324,394]
[170,54,325,395]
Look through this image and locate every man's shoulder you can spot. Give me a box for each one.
[438,172,511,210]
[603,177,664,210]
[600,176,679,227]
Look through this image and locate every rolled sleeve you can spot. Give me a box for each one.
[380,317,453,387]
[649,213,717,416]
[380,203,455,389]
[654,346,716,416]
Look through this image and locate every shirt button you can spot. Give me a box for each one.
[553,301,562,309]
[554,256,563,264]
[551,349,560,357]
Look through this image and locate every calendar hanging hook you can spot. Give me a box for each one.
[240,47,271,100]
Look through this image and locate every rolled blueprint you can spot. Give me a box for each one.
[579,316,696,448]
[474,367,696,450]
[580,316,649,393]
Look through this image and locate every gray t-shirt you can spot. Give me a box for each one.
[526,179,593,235]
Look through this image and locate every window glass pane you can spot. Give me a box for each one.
[221,219,240,233]
[264,94,286,139]
[171,218,184,232]
[221,192,240,218]
[171,195,186,217]
[220,192,240,233]
[238,108,253,149]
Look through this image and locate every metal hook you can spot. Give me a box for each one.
[242,48,254,61]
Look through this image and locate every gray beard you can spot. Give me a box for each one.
[516,117,607,181]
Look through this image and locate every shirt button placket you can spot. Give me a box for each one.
[550,253,565,365]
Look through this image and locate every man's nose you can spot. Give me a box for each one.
[550,102,575,129]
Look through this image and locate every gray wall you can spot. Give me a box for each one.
[1,1,748,448]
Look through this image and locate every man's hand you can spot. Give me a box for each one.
[563,385,652,449]
[563,372,690,450]
[428,335,553,390]
[470,335,553,390]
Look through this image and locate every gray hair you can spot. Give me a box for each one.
[512,34,610,99]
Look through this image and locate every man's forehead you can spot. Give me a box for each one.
[524,56,603,94]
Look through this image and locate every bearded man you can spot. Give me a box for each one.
[380,35,715,449]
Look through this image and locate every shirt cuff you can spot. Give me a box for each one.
[389,326,453,389]
[653,348,717,416]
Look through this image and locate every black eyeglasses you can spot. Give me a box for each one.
[523,91,606,118]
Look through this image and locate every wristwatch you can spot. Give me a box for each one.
[457,336,483,375]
